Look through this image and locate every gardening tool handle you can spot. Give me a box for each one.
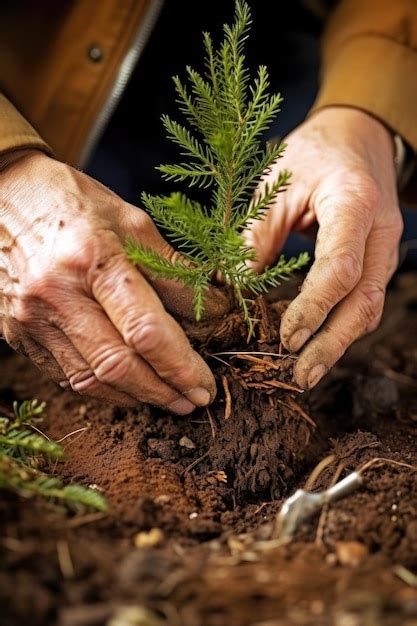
[325,472,363,503]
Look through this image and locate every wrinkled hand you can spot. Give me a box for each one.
[246,107,403,389]
[0,151,228,411]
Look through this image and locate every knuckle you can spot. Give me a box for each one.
[93,347,134,386]
[58,227,122,278]
[89,249,126,293]
[331,328,352,358]
[13,273,60,327]
[330,251,362,294]
[126,312,162,354]
[388,215,404,242]
[133,209,154,233]
[346,175,382,211]
[2,324,26,354]
[159,241,181,265]
[365,315,382,335]
[125,207,155,239]
[20,270,59,303]
[357,284,385,328]
[12,299,36,327]
[358,177,382,209]
[163,359,197,388]
[55,226,97,273]
[375,217,403,247]
[309,293,334,319]
[388,250,399,278]
[68,369,97,394]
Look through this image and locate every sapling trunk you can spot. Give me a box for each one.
[126,0,309,331]
[127,1,316,500]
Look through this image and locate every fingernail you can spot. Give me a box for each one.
[307,364,326,389]
[184,387,211,406]
[168,397,196,415]
[288,328,311,352]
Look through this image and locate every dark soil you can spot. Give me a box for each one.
[1,274,417,626]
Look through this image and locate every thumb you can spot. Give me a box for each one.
[121,204,231,321]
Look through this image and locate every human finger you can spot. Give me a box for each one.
[87,231,217,406]
[33,324,139,406]
[2,318,66,383]
[293,219,402,388]
[280,190,375,353]
[54,293,200,414]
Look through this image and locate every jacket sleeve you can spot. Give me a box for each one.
[311,0,417,152]
[0,93,52,157]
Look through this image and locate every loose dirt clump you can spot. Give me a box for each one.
[1,274,417,626]
[181,296,322,502]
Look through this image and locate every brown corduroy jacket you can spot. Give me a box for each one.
[0,0,416,189]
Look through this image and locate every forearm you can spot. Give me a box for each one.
[0,94,52,159]
[312,0,417,153]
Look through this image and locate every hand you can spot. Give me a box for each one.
[0,151,228,411]
[245,107,403,389]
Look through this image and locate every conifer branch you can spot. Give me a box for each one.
[0,400,107,512]
[0,429,64,459]
[127,1,309,327]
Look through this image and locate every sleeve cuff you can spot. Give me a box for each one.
[0,94,52,157]
[311,35,417,153]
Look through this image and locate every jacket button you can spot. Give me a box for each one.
[88,44,103,62]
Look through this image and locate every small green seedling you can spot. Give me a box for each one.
[0,399,107,512]
[127,0,308,331]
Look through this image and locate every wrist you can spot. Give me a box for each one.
[315,106,414,188]
[309,105,396,174]
[0,148,49,172]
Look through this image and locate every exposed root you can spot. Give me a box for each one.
[57,426,90,443]
[284,397,316,428]
[181,451,210,480]
[206,407,216,439]
[381,366,417,388]
[221,375,232,420]
[183,296,318,500]
[246,380,302,393]
[304,454,336,491]
[231,354,281,369]
[358,457,417,475]
[56,541,75,579]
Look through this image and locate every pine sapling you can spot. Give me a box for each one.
[127,0,308,331]
[0,399,107,512]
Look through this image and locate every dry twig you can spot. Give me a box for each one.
[181,451,210,479]
[304,454,336,491]
[221,375,232,420]
[206,407,216,439]
[56,540,75,579]
[286,397,316,428]
[358,457,417,475]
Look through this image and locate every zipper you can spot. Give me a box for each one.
[79,0,165,168]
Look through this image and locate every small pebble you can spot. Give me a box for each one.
[335,541,369,567]
[108,606,164,626]
[179,436,196,449]
[326,553,338,566]
[154,494,171,505]
[88,483,104,492]
[133,528,164,549]
[189,512,198,519]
